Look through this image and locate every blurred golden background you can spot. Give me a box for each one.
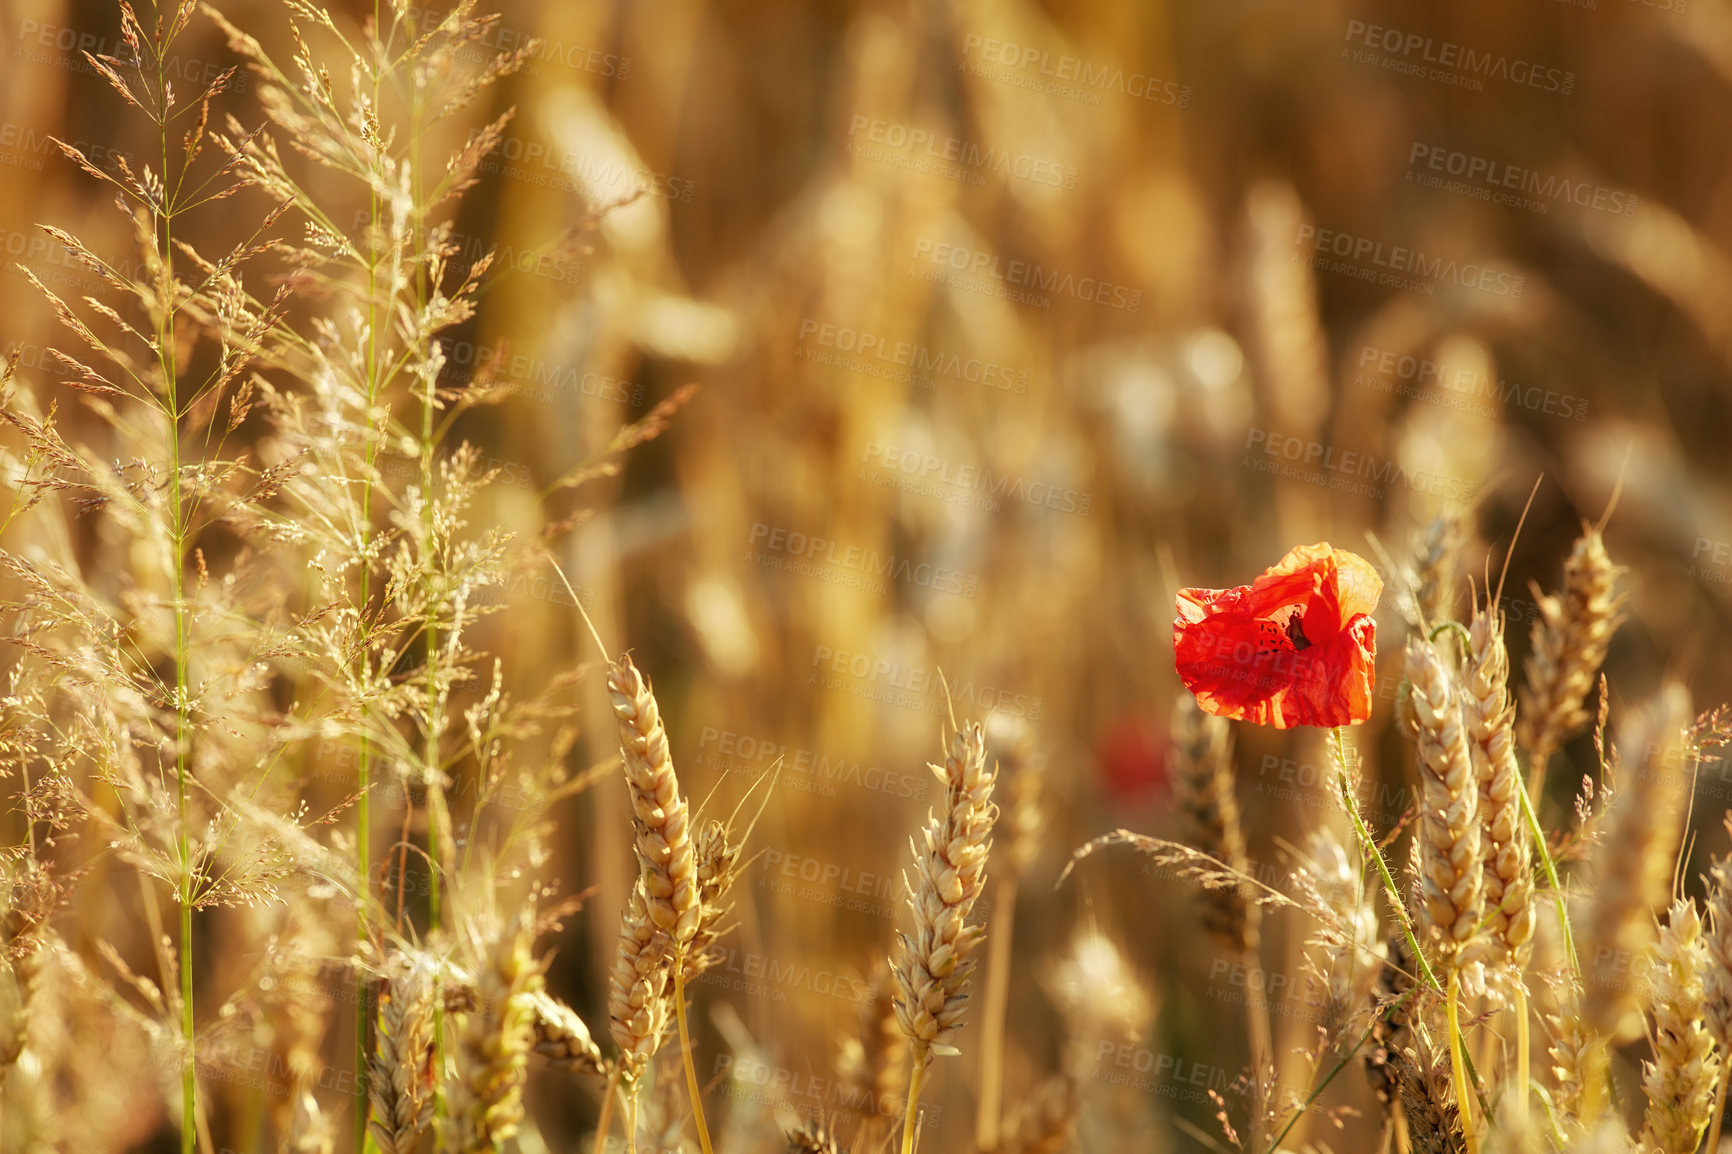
[5,0,1732,1150]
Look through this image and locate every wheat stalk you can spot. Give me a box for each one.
[607,655,701,945]
[451,913,546,1154]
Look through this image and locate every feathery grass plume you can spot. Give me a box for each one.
[892,720,997,1154]
[527,990,606,1075]
[1518,525,1626,796]
[1291,827,1386,1046]
[786,1120,843,1153]
[1638,898,1720,1154]
[368,951,439,1154]
[1464,609,1536,969]
[995,1073,1077,1154]
[450,909,546,1153]
[1170,695,1258,954]
[1580,685,1693,1038]
[891,721,998,1059]
[0,859,55,1082]
[607,655,701,946]
[1402,634,1485,979]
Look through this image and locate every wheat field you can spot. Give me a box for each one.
[3,1,1732,1152]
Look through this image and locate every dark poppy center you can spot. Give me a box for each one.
[1285,611,1312,650]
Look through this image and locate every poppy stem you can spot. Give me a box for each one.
[1333,729,1443,994]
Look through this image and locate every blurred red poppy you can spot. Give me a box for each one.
[1173,543,1382,729]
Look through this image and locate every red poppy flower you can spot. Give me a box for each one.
[1173,543,1382,729]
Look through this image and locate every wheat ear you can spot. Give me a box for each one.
[1702,853,1732,1153]
[1518,525,1625,798]
[607,655,701,946]
[1581,685,1692,1037]
[1463,609,1535,970]
[1403,635,1485,979]
[451,914,545,1153]
[1638,898,1720,1154]
[368,953,439,1154]
[892,721,998,1154]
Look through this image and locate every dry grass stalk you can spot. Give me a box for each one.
[1170,696,1258,954]
[1638,899,1720,1154]
[607,655,701,946]
[368,953,439,1154]
[1403,635,1485,977]
[1518,525,1625,795]
[1464,609,1536,969]
[1581,685,1693,1038]
[891,721,998,1060]
[1291,828,1385,1047]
